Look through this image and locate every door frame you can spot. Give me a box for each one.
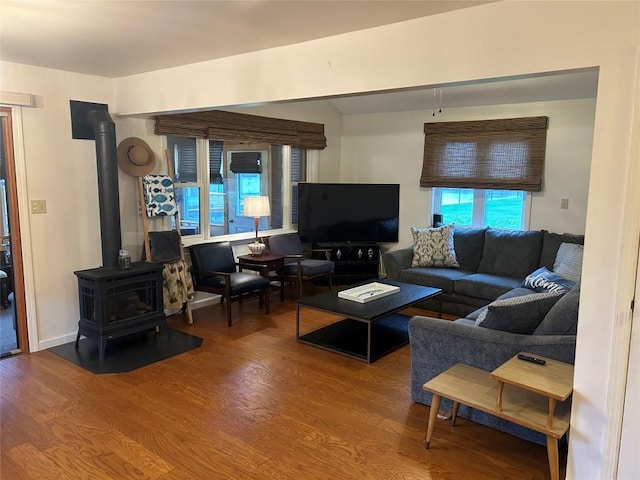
[1,106,38,353]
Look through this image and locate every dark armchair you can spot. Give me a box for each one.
[189,241,270,326]
[267,233,334,297]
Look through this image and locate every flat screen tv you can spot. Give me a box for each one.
[297,183,400,243]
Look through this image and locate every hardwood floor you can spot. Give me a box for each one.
[0,286,565,479]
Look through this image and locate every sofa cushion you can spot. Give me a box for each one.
[476,292,562,334]
[465,287,538,321]
[453,227,486,272]
[455,273,523,300]
[553,243,584,282]
[539,230,585,271]
[534,281,581,335]
[283,258,335,276]
[477,229,543,279]
[400,267,473,294]
[522,266,575,294]
[411,224,460,268]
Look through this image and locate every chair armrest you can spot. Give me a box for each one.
[198,269,231,281]
[382,246,414,280]
[304,248,332,260]
[282,254,304,264]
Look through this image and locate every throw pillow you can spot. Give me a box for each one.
[411,224,460,268]
[476,292,562,334]
[534,280,581,335]
[522,266,575,294]
[553,242,584,282]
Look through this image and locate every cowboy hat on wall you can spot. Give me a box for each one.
[117,137,156,176]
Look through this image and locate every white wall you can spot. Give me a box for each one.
[340,98,596,248]
[0,61,113,349]
[1,1,639,478]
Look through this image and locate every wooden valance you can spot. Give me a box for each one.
[155,110,326,150]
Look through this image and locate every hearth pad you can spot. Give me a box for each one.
[49,328,202,374]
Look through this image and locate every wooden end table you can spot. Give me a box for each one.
[422,353,574,480]
[237,253,285,302]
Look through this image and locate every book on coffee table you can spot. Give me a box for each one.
[338,282,400,303]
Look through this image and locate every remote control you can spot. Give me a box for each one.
[517,353,546,365]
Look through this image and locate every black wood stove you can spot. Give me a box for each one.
[74,262,166,360]
[71,102,166,359]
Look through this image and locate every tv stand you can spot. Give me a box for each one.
[312,242,380,285]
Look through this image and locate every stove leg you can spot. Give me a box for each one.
[99,337,107,360]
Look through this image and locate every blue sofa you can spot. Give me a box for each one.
[383,227,583,444]
[383,227,583,317]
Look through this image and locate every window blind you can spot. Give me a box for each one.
[155,110,326,150]
[209,140,223,184]
[229,152,261,173]
[168,137,197,183]
[270,146,283,229]
[421,116,548,192]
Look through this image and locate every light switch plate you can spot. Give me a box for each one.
[30,199,47,214]
[560,198,569,209]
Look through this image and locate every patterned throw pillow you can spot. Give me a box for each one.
[411,224,460,268]
[522,266,575,294]
[475,292,562,334]
[553,242,584,282]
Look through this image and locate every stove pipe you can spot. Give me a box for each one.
[85,109,122,268]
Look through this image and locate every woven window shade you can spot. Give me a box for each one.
[421,117,548,191]
[229,152,261,173]
[155,110,326,150]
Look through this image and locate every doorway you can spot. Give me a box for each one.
[0,107,27,357]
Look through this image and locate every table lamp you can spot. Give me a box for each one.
[243,196,271,256]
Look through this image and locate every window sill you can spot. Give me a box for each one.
[180,227,298,248]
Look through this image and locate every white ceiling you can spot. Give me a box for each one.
[0,0,494,78]
[0,0,598,114]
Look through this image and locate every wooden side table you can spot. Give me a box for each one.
[422,353,574,480]
[237,253,285,302]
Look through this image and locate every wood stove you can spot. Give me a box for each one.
[71,102,167,360]
[74,262,166,360]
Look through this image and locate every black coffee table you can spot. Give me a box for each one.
[296,279,442,363]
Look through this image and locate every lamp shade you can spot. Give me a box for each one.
[243,196,271,217]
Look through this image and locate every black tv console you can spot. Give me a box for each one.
[311,242,380,285]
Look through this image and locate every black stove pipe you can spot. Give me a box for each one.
[85,109,121,268]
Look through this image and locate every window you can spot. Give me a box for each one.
[168,137,200,235]
[167,136,307,239]
[290,147,306,225]
[433,187,528,229]
[423,117,545,231]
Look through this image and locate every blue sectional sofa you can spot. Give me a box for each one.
[382,227,583,444]
[383,227,583,317]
